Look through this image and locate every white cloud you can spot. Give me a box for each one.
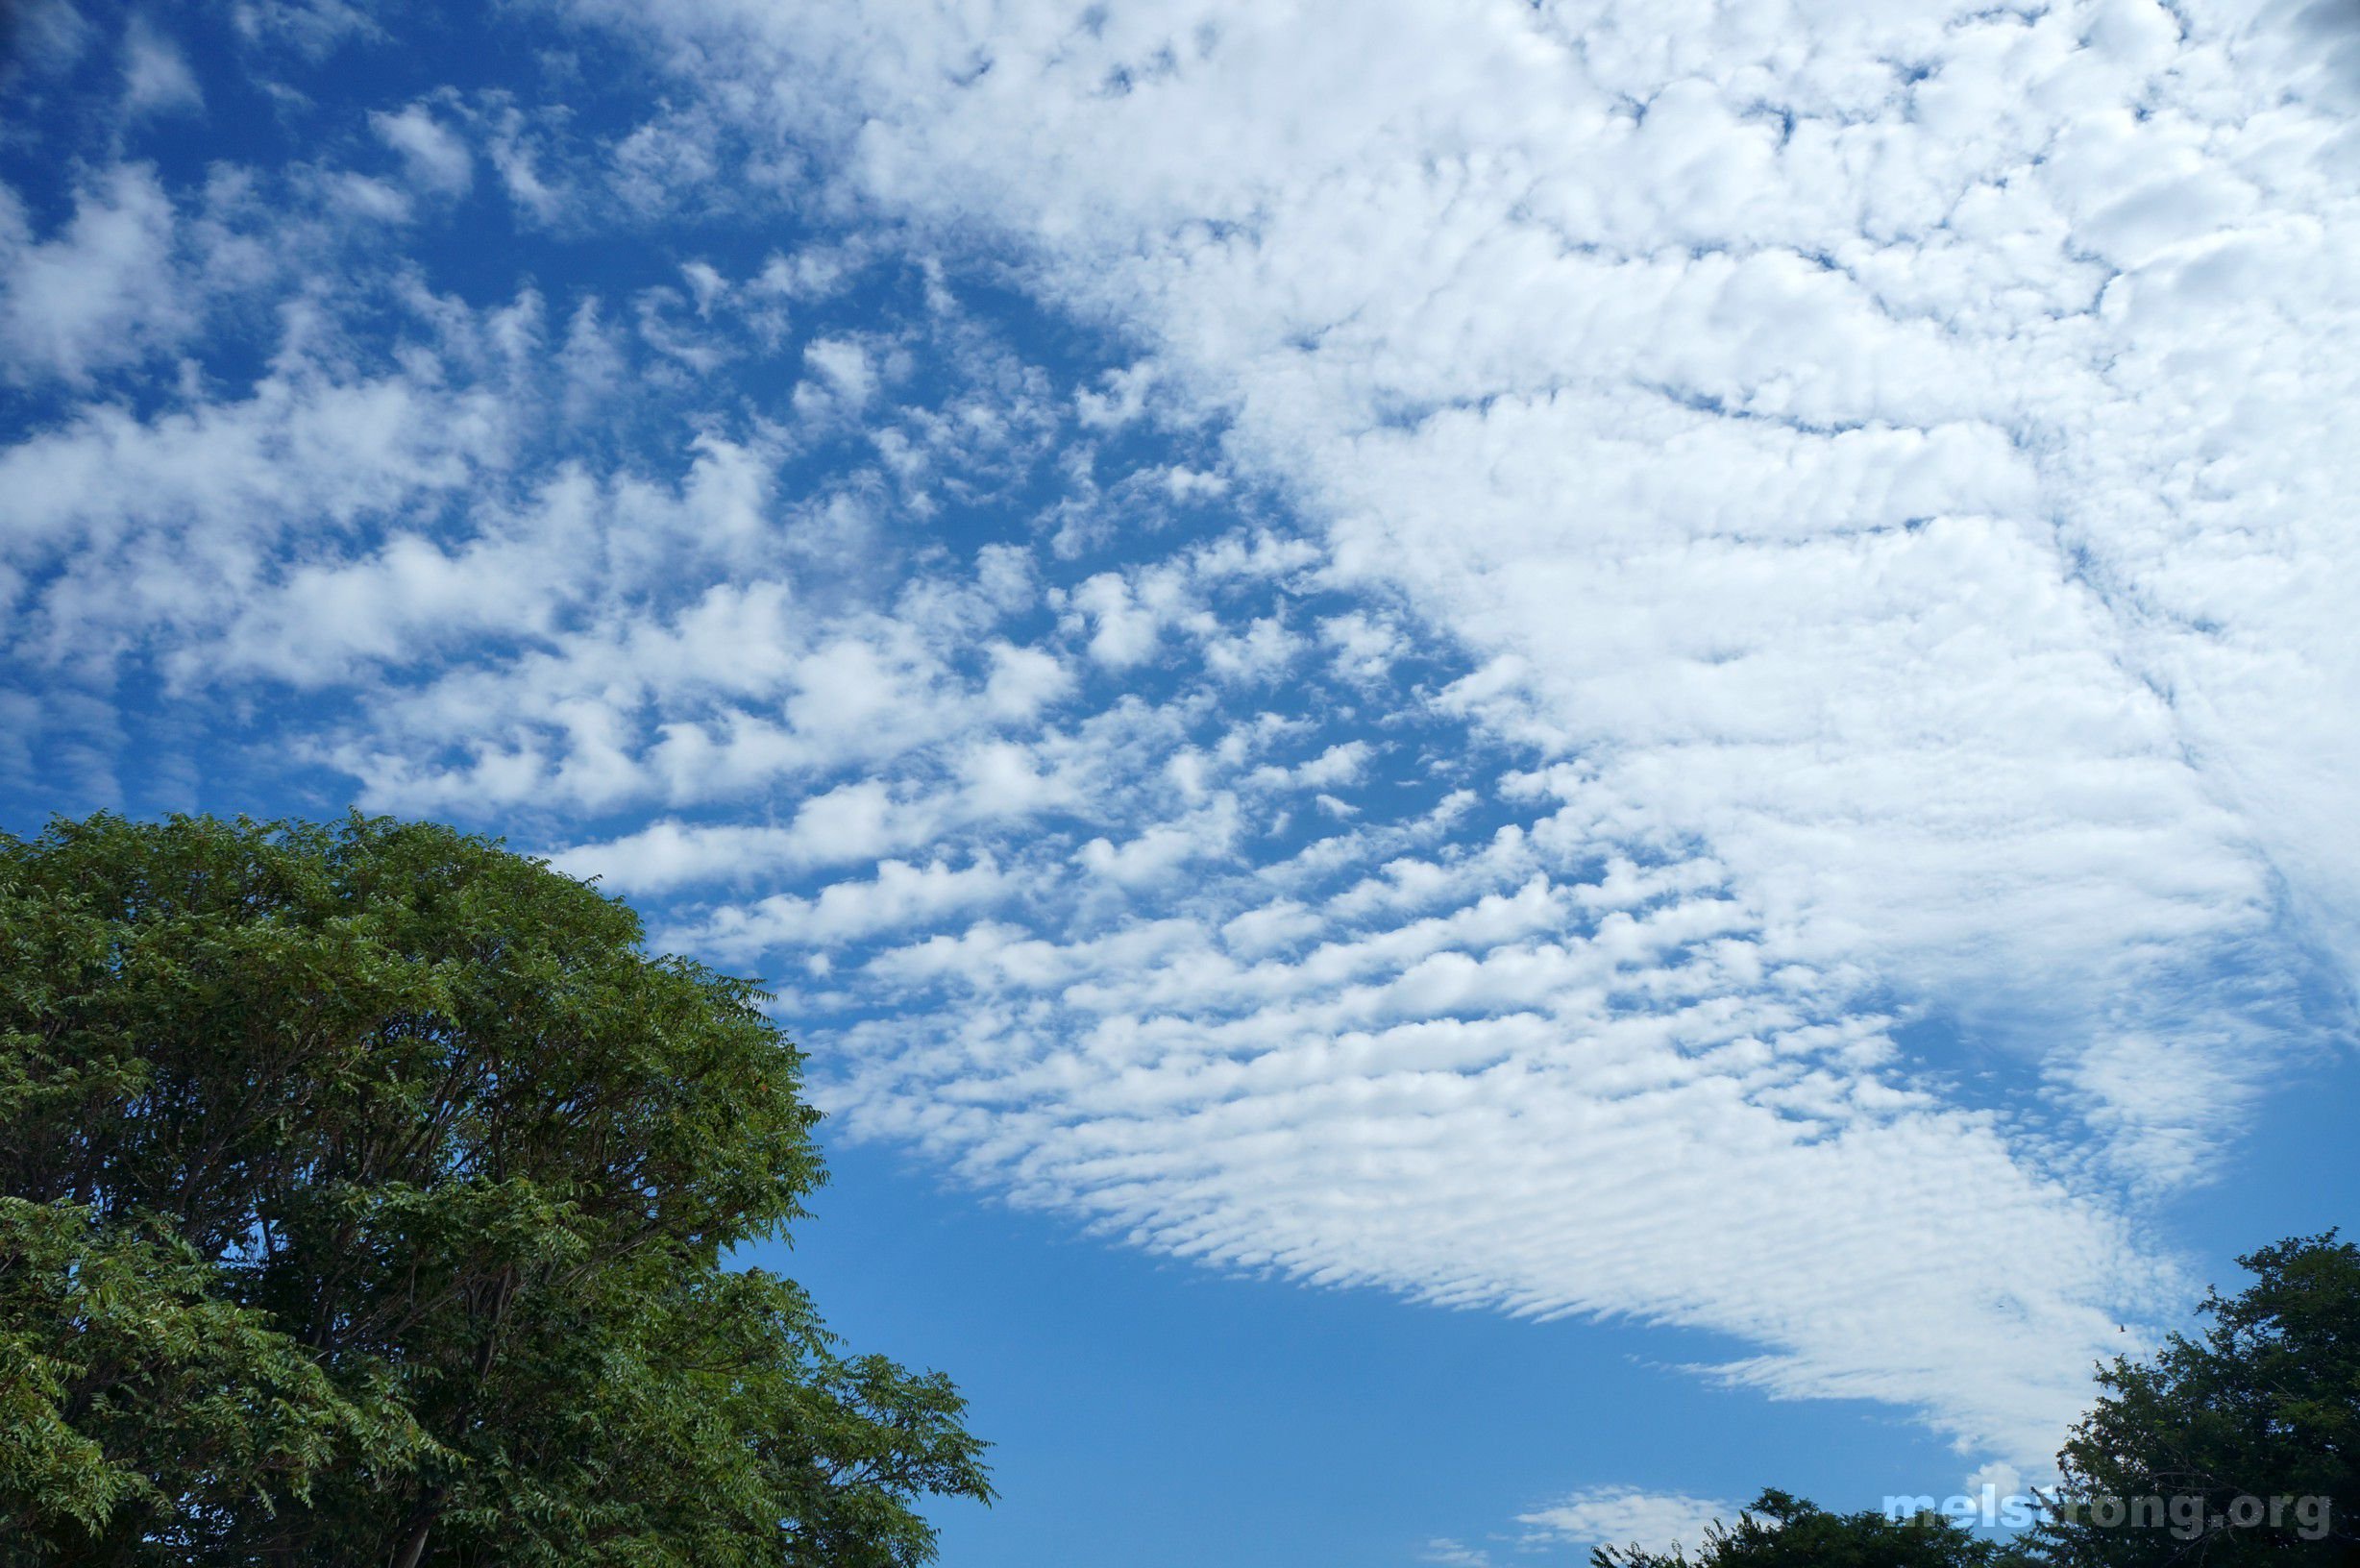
[0,363,508,674]
[607,107,724,214]
[7,1,90,72]
[121,16,202,117]
[1076,360,1157,428]
[373,103,474,195]
[229,0,381,58]
[326,172,414,223]
[1520,1486,1733,1556]
[1280,740,1370,790]
[984,640,1072,719]
[1319,610,1404,682]
[0,165,188,382]
[1076,794,1241,890]
[1201,613,1299,683]
[681,259,727,315]
[799,333,875,410]
[482,102,570,223]
[1071,572,1163,668]
[1219,897,1324,957]
[550,781,948,892]
[667,856,1013,960]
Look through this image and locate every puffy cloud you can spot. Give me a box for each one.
[666,855,1014,960]
[121,16,202,117]
[372,103,474,195]
[0,165,187,383]
[1075,794,1241,889]
[1071,571,1164,668]
[549,783,946,892]
[799,334,875,408]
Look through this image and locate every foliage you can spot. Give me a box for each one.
[2029,1231,2356,1565]
[1587,1488,2039,1568]
[0,811,990,1566]
[0,1194,428,1553]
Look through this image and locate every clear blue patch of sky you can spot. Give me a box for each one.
[766,1133,2006,1568]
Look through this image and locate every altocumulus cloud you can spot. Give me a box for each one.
[2,0,2356,1496]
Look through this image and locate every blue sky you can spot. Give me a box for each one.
[5,0,2360,1560]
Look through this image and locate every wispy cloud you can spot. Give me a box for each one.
[1520,1486,1733,1556]
[120,16,202,118]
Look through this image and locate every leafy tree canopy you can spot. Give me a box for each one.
[0,812,990,1567]
[2031,1231,2356,1565]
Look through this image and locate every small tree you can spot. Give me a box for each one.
[1588,1489,2036,1568]
[2030,1232,2356,1565]
[0,812,990,1566]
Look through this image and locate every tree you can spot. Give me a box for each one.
[1588,1489,2039,1568]
[2029,1232,2356,1565]
[0,812,991,1566]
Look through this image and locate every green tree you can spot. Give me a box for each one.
[1588,1489,2039,1568]
[0,812,990,1566]
[2030,1232,2356,1565]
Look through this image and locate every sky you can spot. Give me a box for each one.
[3,0,2358,1561]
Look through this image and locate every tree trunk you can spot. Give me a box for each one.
[389,1492,441,1568]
